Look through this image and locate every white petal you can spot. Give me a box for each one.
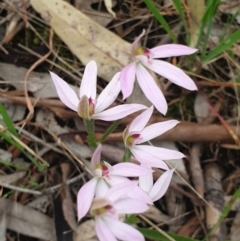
[95,72,121,113]
[120,63,137,99]
[134,145,185,161]
[95,217,117,241]
[131,29,146,55]
[49,72,79,111]
[79,60,97,99]
[106,181,138,202]
[150,169,174,202]
[91,144,102,168]
[143,59,197,91]
[95,179,109,197]
[128,106,153,133]
[103,216,145,241]
[92,104,147,121]
[127,186,153,204]
[77,177,98,220]
[107,176,129,186]
[111,162,152,177]
[137,120,179,144]
[136,63,168,115]
[151,44,198,58]
[131,146,170,169]
[139,170,153,194]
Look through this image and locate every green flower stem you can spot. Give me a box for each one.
[97,119,122,144]
[122,148,132,162]
[84,119,97,148]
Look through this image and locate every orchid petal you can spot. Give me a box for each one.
[128,106,153,133]
[134,145,185,161]
[151,44,198,58]
[95,217,117,241]
[136,64,168,115]
[95,178,109,197]
[79,60,97,99]
[127,186,153,204]
[137,120,179,144]
[95,72,121,113]
[49,72,79,111]
[91,144,102,167]
[107,181,138,202]
[131,29,146,54]
[92,104,147,121]
[107,176,129,186]
[131,146,170,169]
[119,63,136,99]
[114,198,149,214]
[111,163,152,177]
[150,169,174,202]
[103,216,145,241]
[77,177,98,220]
[143,59,197,91]
[139,165,153,193]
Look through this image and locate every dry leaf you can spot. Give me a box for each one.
[73,219,96,241]
[0,198,56,240]
[0,171,26,184]
[30,0,131,81]
[0,63,78,99]
[104,0,116,18]
[194,93,210,123]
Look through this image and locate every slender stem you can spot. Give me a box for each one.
[97,119,122,144]
[122,148,132,162]
[84,119,97,148]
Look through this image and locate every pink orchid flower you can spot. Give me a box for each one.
[139,167,174,202]
[50,60,147,121]
[90,182,148,241]
[120,29,198,114]
[77,144,152,220]
[123,106,185,169]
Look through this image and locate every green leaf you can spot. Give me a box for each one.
[202,29,240,62]
[138,228,200,241]
[143,0,177,42]
[0,103,19,137]
[125,214,140,224]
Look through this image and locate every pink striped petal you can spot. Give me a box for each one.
[95,217,117,241]
[77,177,98,220]
[114,198,149,214]
[91,144,102,167]
[49,72,79,111]
[131,146,170,169]
[120,62,137,99]
[151,44,198,58]
[150,169,174,202]
[136,64,168,115]
[137,120,179,144]
[107,181,138,202]
[111,163,152,177]
[131,29,146,55]
[92,104,147,121]
[95,72,121,113]
[103,216,145,241]
[144,59,197,91]
[128,106,153,133]
[79,60,97,99]
[107,176,129,186]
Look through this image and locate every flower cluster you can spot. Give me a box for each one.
[50,30,197,241]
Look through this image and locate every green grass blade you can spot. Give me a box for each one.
[172,0,190,44]
[0,103,19,137]
[197,0,221,55]
[143,0,177,42]
[203,186,240,241]
[138,228,200,241]
[202,28,240,62]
